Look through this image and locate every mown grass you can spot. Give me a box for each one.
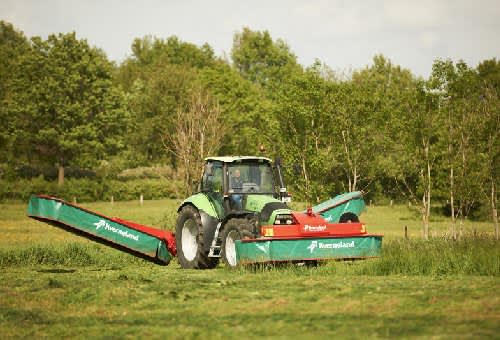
[1,264,498,338]
[0,199,499,338]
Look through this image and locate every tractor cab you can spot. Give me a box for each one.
[200,156,287,215]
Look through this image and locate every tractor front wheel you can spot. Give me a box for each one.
[220,219,253,268]
[175,205,218,269]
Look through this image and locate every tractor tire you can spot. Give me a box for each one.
[220,218,254,268]
[175,205,218,269]
[339,212,359,223]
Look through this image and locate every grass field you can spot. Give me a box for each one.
[0,199,499,338]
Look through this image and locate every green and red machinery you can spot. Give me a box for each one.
[27,156,382,268]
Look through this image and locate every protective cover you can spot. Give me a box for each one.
[236,235,382,263]
[27,195,173,265]
[311,191,365,222]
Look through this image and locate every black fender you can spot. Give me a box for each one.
[199,210,220,253]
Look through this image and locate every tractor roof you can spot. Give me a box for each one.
[205,156,272,164]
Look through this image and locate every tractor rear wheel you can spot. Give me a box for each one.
[220,218,254,268]
[175,205,218,269]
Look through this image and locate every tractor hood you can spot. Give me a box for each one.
[243,194,291,225]
[244,194,282,212]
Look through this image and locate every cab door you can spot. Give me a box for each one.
[201,161,225,218]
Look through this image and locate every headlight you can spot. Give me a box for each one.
[274,214,296,225]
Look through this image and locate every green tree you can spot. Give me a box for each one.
[274,63,335,202]
[334,56,417,199]
[116,35,215,92]
[9,32,130,185]
[115,35,220,166]
[199,61,276,156]
[231,27,301,92]
[0,21,29,163]
[125,62,198,165]
[131,35,215,69]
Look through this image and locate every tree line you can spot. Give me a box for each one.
[0,21,498,238]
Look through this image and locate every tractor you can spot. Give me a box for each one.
[175,156,367,269]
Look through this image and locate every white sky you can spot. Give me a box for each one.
[1,0,499,78]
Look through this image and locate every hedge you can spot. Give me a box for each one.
[0,177,183,202]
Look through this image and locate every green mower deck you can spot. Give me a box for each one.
[236,235,382,264]
[27,195,174,265]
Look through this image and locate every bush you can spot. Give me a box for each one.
[117,165,175,180]
[0,177,183,202]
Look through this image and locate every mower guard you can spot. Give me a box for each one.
[310,191,365,222]
[236,235,382,263]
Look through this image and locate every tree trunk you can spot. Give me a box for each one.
[459,129,466,238]
[341,130,354,192]
[450,167,456,239]
[448,111,456,239]
[422,142,431,240]
[352,165,357,191]
[302,157,310,203]
[458,214,464,239]
[492,179,499,240]
[58,163,65,187]
[426,157,431,239]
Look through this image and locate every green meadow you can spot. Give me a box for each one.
[0,199,498,338]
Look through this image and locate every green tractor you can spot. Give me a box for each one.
[175,156,366,269]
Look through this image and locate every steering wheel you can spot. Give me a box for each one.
[242,182,260,193]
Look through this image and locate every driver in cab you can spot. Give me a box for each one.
[231,169,243,189]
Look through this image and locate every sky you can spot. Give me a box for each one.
[1,0,499,78]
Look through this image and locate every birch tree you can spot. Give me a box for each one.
[163,88,226,195]
[477,59,500,239]
[392,80,445,239]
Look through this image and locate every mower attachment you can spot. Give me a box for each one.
[237,209,382,264]
[27,195,175,265]
[236,235,382,264]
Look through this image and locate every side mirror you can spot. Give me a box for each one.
[206,163,213,176]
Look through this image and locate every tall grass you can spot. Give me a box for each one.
[354,235,500,276]
[234,236,500,277]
